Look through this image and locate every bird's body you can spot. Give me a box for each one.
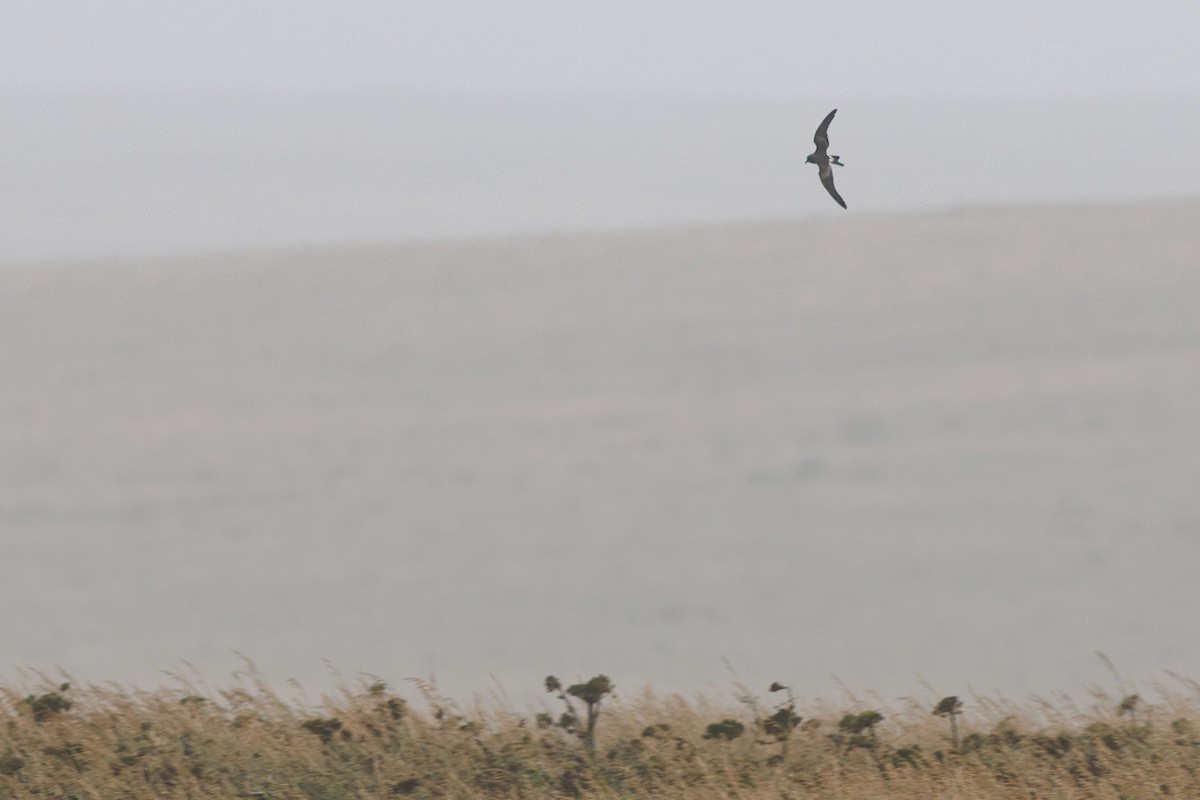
[805,108,846,209]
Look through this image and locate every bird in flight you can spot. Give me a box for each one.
[806,108,846,209]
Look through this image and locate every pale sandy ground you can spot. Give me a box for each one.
[1,200,1198,702]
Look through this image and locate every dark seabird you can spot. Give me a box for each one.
[805,108,846,209]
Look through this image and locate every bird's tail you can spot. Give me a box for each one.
[830,155,844,166]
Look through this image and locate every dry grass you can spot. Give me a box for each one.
[2,667,1199,799]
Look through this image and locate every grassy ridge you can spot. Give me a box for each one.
[2,668,1198,799]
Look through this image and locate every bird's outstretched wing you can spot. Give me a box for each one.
[812,108,837,153]
[819,162,847,209]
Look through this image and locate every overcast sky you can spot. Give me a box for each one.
[5,1,1200,97]
[5,3,1199,263]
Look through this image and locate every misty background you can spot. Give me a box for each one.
[2,2,1199,703]
[5,2,1200,265]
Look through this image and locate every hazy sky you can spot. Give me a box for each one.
[5,3,1200,263]
[5,2,1200,97]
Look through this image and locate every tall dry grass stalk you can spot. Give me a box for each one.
[1,666,1198,799]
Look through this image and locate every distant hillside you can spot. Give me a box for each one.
[1,201,1199,696]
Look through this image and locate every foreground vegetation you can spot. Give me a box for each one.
[2,667,1199,799]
